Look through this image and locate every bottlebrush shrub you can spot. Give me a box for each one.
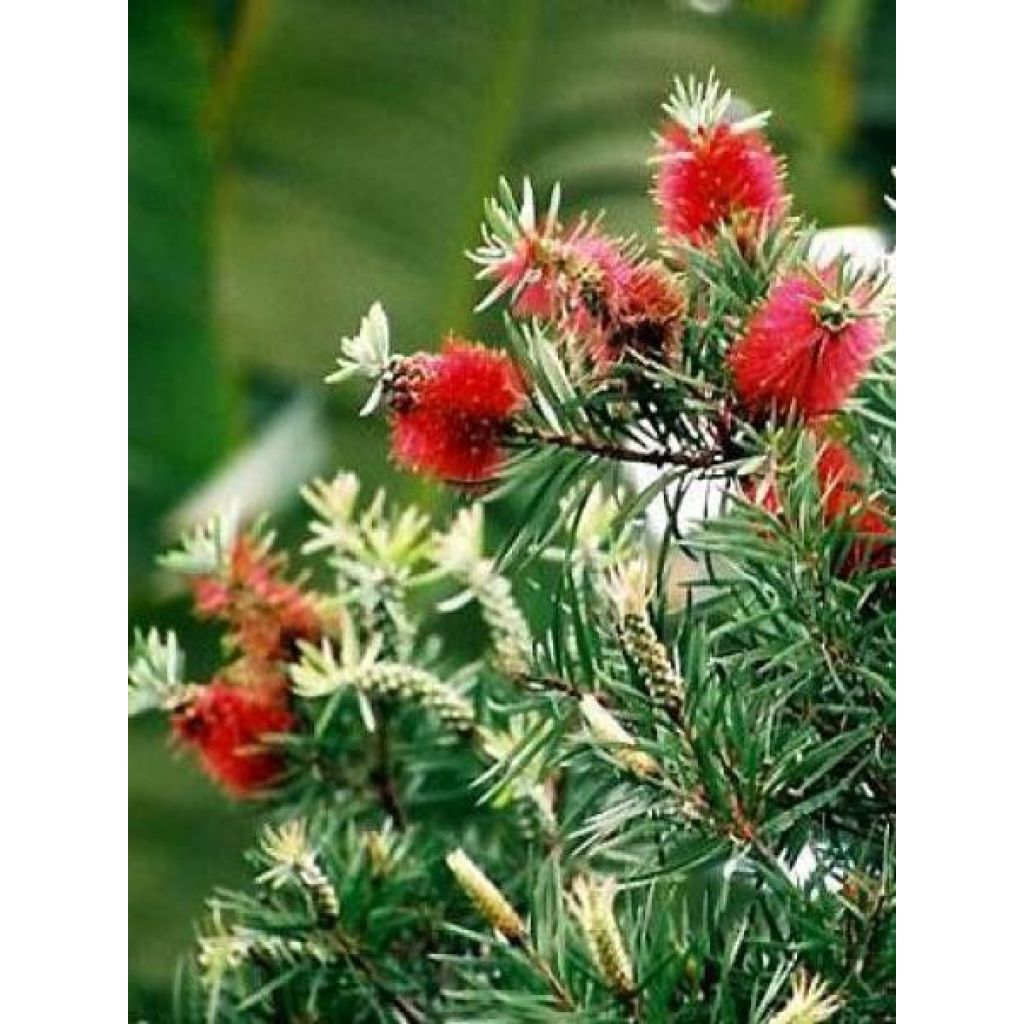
[130,71,894,1023]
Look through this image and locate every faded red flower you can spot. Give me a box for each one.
[386,339,526,483]
[478,208,687,369]
[590,260,686,367]
[493,225,634,330]
[655,123,786,245]
[494,235,561,319]
[500,230,686,368]
[172,681,294,796]
[192,536,322,662]
[729,269,885,418]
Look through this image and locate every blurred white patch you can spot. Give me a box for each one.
[809,226,888,270]
[165,394,331,538]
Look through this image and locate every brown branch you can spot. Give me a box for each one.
[509,424,724,471]
[508,670,587,700]
[329,927,428,1024]
[515,937,576,1012]
[370,703,406,829]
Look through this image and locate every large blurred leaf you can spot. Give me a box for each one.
[216,0,869,387]
[129,0,238,590]
[129,3,250,1013]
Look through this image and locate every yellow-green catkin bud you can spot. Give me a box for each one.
[446,848,526,942]
[196,929,249,990]
[362,664,475,736]
[365,831,391,877]
[432,505,531,676]
[767,969,842,1024]
[569,875,635,996]
[580,695,658,777]
[364,822,406,878]
[292,641,476,736]
[478,574,532,676]
[607,558,685,717]
[298,855,341,923]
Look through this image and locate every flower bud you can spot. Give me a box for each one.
[767,969,841,1024]
[446,848,526,941]
[607,559,686,718]
[257,820,340,924]
[580,695,658,777]
[568,875,635,995]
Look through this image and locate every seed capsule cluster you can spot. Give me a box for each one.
[618,610,685,718]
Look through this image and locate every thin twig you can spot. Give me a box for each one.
[510,424,724,471]
[517,938,576,1012]
[371,703,406,829]
[329,927,427,1024]
[509,670,586,700]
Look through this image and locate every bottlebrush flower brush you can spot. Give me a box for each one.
[653,70,787,245]
[729,261,889,418]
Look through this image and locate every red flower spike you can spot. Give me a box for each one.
[729,269,885,419]
[655,122,786,245]
[386,340,526,483]
[172,682,294,797]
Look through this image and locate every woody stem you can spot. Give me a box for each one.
[517,938,576,1012]
[508,423,723,471]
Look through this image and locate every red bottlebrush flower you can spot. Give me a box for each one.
[743,436,893,574]
[655,122,786,245]
[728,269,885,418]
[172,682,294,796]
[386,340,526,483]
[191,536,322,662]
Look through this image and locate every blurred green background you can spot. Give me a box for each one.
[128,0,894,1014]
